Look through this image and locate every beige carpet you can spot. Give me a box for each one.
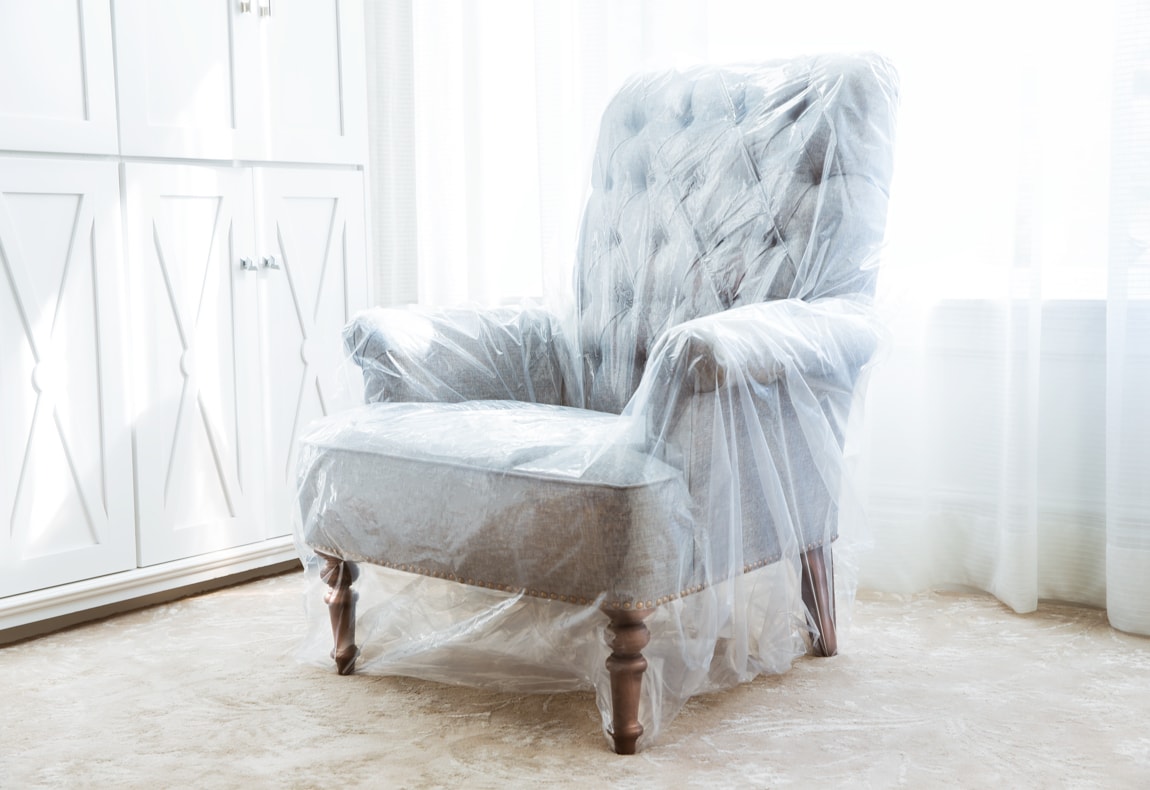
[2,572,1149,789]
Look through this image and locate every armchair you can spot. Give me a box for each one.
[296,53,898,753]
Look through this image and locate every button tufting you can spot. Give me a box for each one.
[624,106,646,133]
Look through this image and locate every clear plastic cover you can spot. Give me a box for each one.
[295,53,898,751]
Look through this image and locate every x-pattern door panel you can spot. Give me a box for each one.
[257,168,368,535]
[126,164,262,566]
[0,159,133,597]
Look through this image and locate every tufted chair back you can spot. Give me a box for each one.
[574,54,899,413]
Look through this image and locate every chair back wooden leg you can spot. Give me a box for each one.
[605,609,651,754]
[319,554,359,674]
[800,547,838,657]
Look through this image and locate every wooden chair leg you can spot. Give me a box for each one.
[318,553,359,675]
[604,609,651,755]
[801,546,837,657]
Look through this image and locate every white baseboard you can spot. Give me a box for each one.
[0,537,301,643]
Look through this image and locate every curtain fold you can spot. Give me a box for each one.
[364,0,1150,636]
[1106,0,1150,634]
[364,0,419,305]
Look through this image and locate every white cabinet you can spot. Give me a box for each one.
[125,164,368,566]
[113,0,263,161]
[124,164,263,566]
[255,169,370,532]
[0,0,118,154]
[0,159,134,597]
[114,0,367,164]
[260,0,369,164]
[0,1,371,624]
[0,0,368,625]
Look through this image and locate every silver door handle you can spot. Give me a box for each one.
[259,0,272,16]
[240,258,258,271]
[239,0,252,13]
[262,256,281,270]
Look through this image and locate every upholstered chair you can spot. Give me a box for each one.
[296,53,898,753]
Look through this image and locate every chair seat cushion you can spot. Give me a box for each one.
[297,401,697,607]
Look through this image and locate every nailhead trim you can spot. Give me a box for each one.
[311,545,823,612]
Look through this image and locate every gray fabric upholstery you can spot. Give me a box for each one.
[576,55,896,414]
[643,296,881,396]
[298,402,695,605]
[637,296,877,569]
[344,305,568,405]
[660,379,849,574]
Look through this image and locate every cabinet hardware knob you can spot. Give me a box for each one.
[259,0,272,16]
[240,257,258,271]
[263,256,281,270]
[239,1,252,13]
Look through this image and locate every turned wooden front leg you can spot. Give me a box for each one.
[801,546,837,657]
[605,608,652,755]
[318,553,359,675]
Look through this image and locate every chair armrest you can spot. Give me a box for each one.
[344,305,568,404]
[642,297,882,397]
[636,298,881,556]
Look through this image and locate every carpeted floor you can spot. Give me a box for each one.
[2,571,1148,789]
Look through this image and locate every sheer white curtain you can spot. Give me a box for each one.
[364,0,1150,635]
[855,0,1150,637]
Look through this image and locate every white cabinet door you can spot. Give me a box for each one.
[260,0,367,164]
[0,159,133,596]
[113,0,366,164]
[125,164,264,566]
[114,0,264,160]
[0,0,117,154]
[255,168,369,536]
